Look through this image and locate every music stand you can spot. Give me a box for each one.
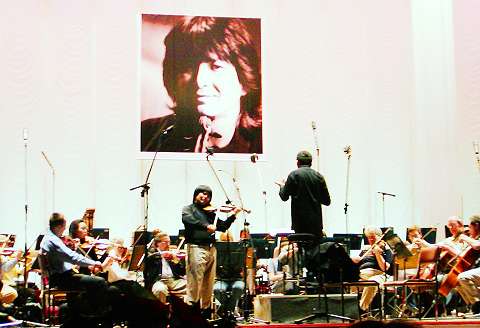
[385,234,412,262]
[296,240,357,323]
[91,228,109,240]
[250,238,276,259]
[362,227,394,245]
[333,234,363,255]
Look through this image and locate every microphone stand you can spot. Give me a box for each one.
[23,129,29,288]
[41,151,56,212]
[312,121,320,172]
[206,151,232,204]
[130,156,154,268]
[219,170,260,323]
[250,154,267,231]
[473,141,480,173]
[377,192,396,227]
[343,146,352,233]
[130,126,173,266]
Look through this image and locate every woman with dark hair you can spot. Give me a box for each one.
[141,16,262,153]
[69,219,101,263]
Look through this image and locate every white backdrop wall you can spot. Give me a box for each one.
[1,0,479,248]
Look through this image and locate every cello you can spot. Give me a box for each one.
[438,243,480,297]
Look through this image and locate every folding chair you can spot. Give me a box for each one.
[383,245,441,319]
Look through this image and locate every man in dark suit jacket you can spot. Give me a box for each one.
[144,232,186,304]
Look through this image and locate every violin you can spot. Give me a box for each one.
[203,203,250,214]
[61,235,77,251]
[151,249,186,262]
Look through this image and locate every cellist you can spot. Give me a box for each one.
[455,215,480,314]
[438,216,466,257]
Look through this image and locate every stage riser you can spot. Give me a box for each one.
[254,294,358,323]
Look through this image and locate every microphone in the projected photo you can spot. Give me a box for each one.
[206,147,215,156]
[160,124,174,138]
[474,141,480,172]
[343,145,352,156]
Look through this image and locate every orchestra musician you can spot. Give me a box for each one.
[270,236,300,294]
[182,185,241,319]
[68,219,102,262]
[102,237,168,327]
[0,235,22,307]
[352,226,393,312]
[405,225,430,250]
[102,237,133,283]
[40,213,110,322]
[144,231,187,304]
[427,216,468,315]
[453,215,480,314]
[437,216,466,258]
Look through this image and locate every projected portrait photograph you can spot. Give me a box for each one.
[141,15,262,155]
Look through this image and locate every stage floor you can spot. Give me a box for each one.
[237,318,480,328]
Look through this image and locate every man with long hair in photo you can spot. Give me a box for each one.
[141,16,262,153]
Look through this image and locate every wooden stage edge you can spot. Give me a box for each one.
[237,318,480,328]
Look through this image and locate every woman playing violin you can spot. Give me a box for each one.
[452,215,480,314]
[68,219,103,263]
[351,226,393,313]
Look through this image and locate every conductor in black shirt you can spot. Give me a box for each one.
[277,150,331,237]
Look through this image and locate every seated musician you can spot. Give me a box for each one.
[102,237,168,326]
[405,225,430,249]
[213,231,245,318]
[352,226,393,312]
[68,219,102,263]
[144,231,186,304]
[40,213,110,318]
[437,216,466,258]
[271,236,299,294]
[0,236,22,307]
[454,215,480,314]
[102,238,134,283]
